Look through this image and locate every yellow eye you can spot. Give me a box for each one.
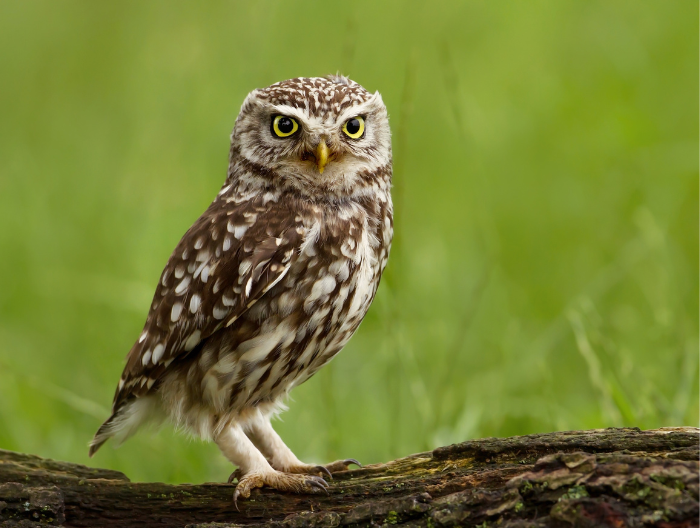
[272,115,299,138]
[342,116,365,139]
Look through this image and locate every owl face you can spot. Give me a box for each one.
[230,76,391,199]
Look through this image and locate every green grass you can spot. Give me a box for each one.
[0,1,696,484]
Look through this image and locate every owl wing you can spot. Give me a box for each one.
[112,191,303,412]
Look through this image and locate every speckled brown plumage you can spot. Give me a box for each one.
[90,76,393,501]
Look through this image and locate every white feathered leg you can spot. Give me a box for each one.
[243,410,361,478]
[214,422,328,507]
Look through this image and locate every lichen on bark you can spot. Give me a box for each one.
[0,427,697,527]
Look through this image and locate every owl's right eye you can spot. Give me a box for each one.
[271,115,299,138]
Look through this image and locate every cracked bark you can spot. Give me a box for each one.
[0,427,697,528]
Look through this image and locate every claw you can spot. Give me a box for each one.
[228,468,243,484]
[343,458,362,468]
[315,465,333,480]
[323,458,362,473]
[310,475,329,487]
[233,489,240,512]
[306,476,329,494]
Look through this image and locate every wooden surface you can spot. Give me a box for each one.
[0,427,697,527]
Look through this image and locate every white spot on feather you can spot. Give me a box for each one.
[237,323,289,363]
[213,304,227,320]
[141,349,152,366]
[152,343,165,364]
[329,260,350,282]
[308,275,336,303]
[194,261,207,279]
[227,220,249,240]
[171,302,183,322]
[222,294,235,307]
[238,259,252,276]
[278,290,298,315]
[201,265,210,283]
[184,330,201,351]
[190,294,201,313]
[175,276,191,294]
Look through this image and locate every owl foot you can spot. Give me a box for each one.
[231,470,328,510]
[282,458,362,478]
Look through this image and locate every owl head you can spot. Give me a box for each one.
[228,76,391,199]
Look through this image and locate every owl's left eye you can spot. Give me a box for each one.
[271,115,299,138]
[342,116,365,139]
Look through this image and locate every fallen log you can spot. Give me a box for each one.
[0,427,697,527]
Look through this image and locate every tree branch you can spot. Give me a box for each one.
[1,427,697,527]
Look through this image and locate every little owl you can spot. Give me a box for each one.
[90,76,393,504]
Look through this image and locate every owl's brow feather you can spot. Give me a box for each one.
[254,77,373,117]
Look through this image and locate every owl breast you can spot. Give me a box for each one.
[161,193,392,431]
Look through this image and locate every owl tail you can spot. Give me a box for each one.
[89,414,116,457]
[88,397,161,457]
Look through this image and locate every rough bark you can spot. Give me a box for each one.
[0,427,697,528]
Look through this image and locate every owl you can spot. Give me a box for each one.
[90,76,393,504]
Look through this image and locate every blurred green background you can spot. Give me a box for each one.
[0,1,697,484]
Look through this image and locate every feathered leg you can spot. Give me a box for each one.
[242,410,361,478]
[215,422,327,507]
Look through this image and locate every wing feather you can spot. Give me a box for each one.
[112,191,303,411]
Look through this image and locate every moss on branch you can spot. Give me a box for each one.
[0,428,697,527]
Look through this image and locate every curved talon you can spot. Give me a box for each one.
[309,475,329,488]
[323,458,362,473]
[315,465,333,480]
[343,458,362,468]
[232,489,241,512]
[228,468,243,484]
[306,477,329,493]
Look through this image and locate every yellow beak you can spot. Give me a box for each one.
[316,140,329,174]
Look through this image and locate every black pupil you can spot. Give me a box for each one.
[346,118,361,135]
[277,117,294,134]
